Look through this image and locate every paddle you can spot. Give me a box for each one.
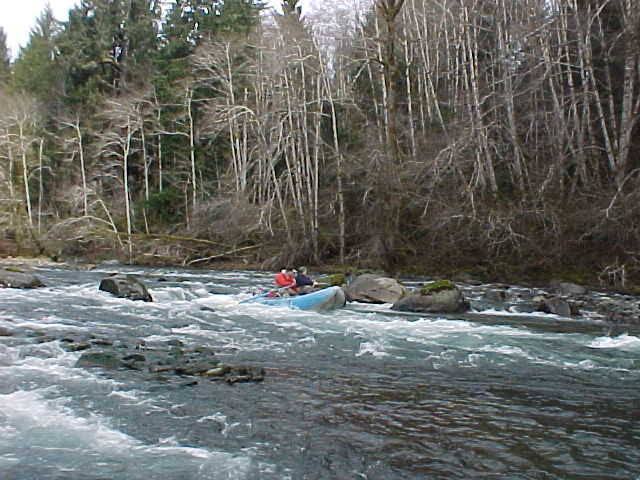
[238,285,293,303]
[217,284,295,310]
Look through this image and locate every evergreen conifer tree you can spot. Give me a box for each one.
[153,0,264,186]
[11,6,62,104]
[0,27,11,85]
[56,0,161,106]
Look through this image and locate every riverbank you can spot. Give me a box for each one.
[2,254,639,327]
[2,251,637,296]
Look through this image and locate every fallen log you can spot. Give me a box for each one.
[95,230,229,248]
[185,244,262,266]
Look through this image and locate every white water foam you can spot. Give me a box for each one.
[0,341,121,386]
[4,315,90,332]
[108,390,141,401]
[149,286,205,303]
[356,341,390,357]
[475,308,561,318]
[475,344,557,366]
[0,389,253,477]
[562,359,600,370]
[483,345,526,355]
[335,315,550,345]
[197,412,228,424]
[0,389,138,453]
[588,333,640,350]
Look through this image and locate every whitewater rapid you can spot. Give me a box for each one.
[1,266,638,479]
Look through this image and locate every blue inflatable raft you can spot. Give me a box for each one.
[249,286,346,312]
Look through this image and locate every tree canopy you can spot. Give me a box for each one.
[0,0,639,287]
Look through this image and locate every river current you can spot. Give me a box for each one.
[0,266,638,479]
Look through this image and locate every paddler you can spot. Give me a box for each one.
[273,267,298,296]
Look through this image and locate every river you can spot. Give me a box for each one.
[1,265,638,479]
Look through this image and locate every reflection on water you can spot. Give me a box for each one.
[0,266,639,479]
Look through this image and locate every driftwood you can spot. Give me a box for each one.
[96,230,229,248]
[89,229,259,266]
[185,244,262,266]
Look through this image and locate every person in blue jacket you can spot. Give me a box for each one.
[295,266,317,294]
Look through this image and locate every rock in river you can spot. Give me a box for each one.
[0,269,44,289]
[391,280,470,313]
[76,352,124,369]
[345,274,407,304]
[535,296,580,317]
[99,274,153,301]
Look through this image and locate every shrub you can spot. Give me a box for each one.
[139,187,183,227]
[420,280,456,295]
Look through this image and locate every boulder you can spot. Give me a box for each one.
[344,274,407,304]
[391,281,470,313]
[0,269,44,289]
[470,289,509,311]
[99,274,153,302]
[553,282,587,296]
[603,308,639,324]
[536,297,580,317]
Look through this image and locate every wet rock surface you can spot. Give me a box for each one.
[1,327,266,387]
[345,274,407,304]
[99,274,153,302]
[0,269,45,289]
[62,334,265,384]
[457,281,640,325]
[391,286,470,313]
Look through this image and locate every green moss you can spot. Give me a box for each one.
[3,267,25,273]
[317,273,347,287]
[420,280,456,295]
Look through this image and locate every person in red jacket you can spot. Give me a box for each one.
[273,268,298,296]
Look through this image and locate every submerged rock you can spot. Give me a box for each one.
[0,269,44,289]
[122,353,146,363]
[194,346,215,356]
[226,365,265,385]
[76,352,124,369]
[192,361,221,375]
[202,365,231,377]
[122,353,147,370]
[66,343,91,352]
[99,274,153,302]
[70,338,265,384]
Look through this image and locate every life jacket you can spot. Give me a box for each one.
[275,272,298,292]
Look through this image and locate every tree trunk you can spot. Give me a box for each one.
[74,117,88,215]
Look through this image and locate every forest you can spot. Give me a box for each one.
[0,0,639,288]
